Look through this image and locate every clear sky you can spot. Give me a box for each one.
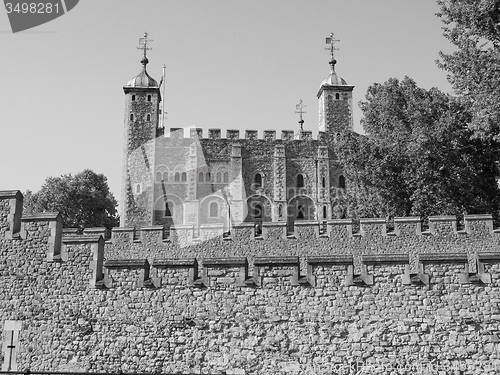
[0,0,454,206]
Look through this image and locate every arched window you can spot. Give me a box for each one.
[278,204,283,218]
[135,184,141,194]
[174,172,180,182]
[339,175,346,189]
[162,172,168,181]
[131,94,136,101]
[146,114,151,121]
[322,177,326,188]
[216,172,222,183]
[206,172,211,182]
[297,204,305,220]
[209,202,218,218]
[254,173,262,188]
[147,95,152,102]
[335,93,340,100]
[181,172,187,182]
[129,113,134,121]
[156,172,162,182]
[198,172,204,182]
[165,201,174,217]
[297,174,304,188]
[223,172,229,183]
[323,206,327,219]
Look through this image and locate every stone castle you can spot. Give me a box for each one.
[2,35,500,374]
[120,33,353,232]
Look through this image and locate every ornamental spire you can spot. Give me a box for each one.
[137,32,153,69]
[325,33,340,72]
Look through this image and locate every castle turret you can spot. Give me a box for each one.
[317,34,354,133]
[121,33,160,227]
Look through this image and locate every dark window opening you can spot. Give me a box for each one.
[223,172,229,183]
[323,206,327,219]
[129,113,134,121]
[322,177,326,188]
[174,172,180,182]
[335,93,340,100]
[297,174,304,188]
[163,172,168,181]
[198,172,204,182]
[135,184,141,194]
[147,95,152,102]
[339,175,346,189]
[206,172,211,182]
[297,204,305,220]
[132,94,136,101]
[165,202,174,217]
[146,114,151,121]
[278,204,283,218]
[181,172,187,182]
[216,172,222,183]
[254,173,262,188]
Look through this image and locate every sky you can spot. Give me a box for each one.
[0,0,455,207]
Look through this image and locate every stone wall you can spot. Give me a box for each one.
[2,191,500,374]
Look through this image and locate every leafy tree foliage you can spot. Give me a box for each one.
[24,169,119,229]
[436,0,500,141]
[335,77,500,220]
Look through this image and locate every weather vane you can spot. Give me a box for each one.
[325,33,340,60]
[138,32,153,59]
[295,100,306,131]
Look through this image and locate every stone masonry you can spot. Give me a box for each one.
[3,190,500,374]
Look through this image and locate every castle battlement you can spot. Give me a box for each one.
[164,127,324,142]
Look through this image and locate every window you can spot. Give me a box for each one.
[297,204,305,219]
[335,93,340,100]
[147,95,152,102]
[165,202,174,217]
[146,114,151,121]
[323,206,327,219]
[322,177,326,188]
[209,202,218,218]
[339,175,346,189]
[129,113,134,121]
[198,172,204,182]
[206,172,211,182]
[278,204,283,218]
[132,94,136,101]
[135,184,141,194]
[297,174,304,188]
[174,172,180,182]
[254,203,263,220]
[223,172,229,183]
[254,173,262,188]
[216,172,222,183]
[162,172,168,181]
[181,172,187,182]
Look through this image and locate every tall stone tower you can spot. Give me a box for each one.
[317,34,354,134]
[121,33,161,227]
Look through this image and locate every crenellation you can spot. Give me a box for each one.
[327,219,354,239]
[359,217,387,237]
[0,190,23,240]
[299,130,313,140]
[394,216,421,236]
[428,215,457,236]
[208,128,221,139]
[226,129,239,139]
[464,214,494,235]
[281,130,294,141]
[263,130,276,141]
[190,127,203,138]
[245,130,258,140]
[262,221,286,240]
[294,220,319,239]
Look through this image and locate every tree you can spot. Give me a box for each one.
[436,0,500,141]
[335,77,500,220]
[24,169,119,229]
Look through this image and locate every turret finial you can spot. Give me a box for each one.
[137,32,153,69]
[325,33,340,72]
[295,100,306,131]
